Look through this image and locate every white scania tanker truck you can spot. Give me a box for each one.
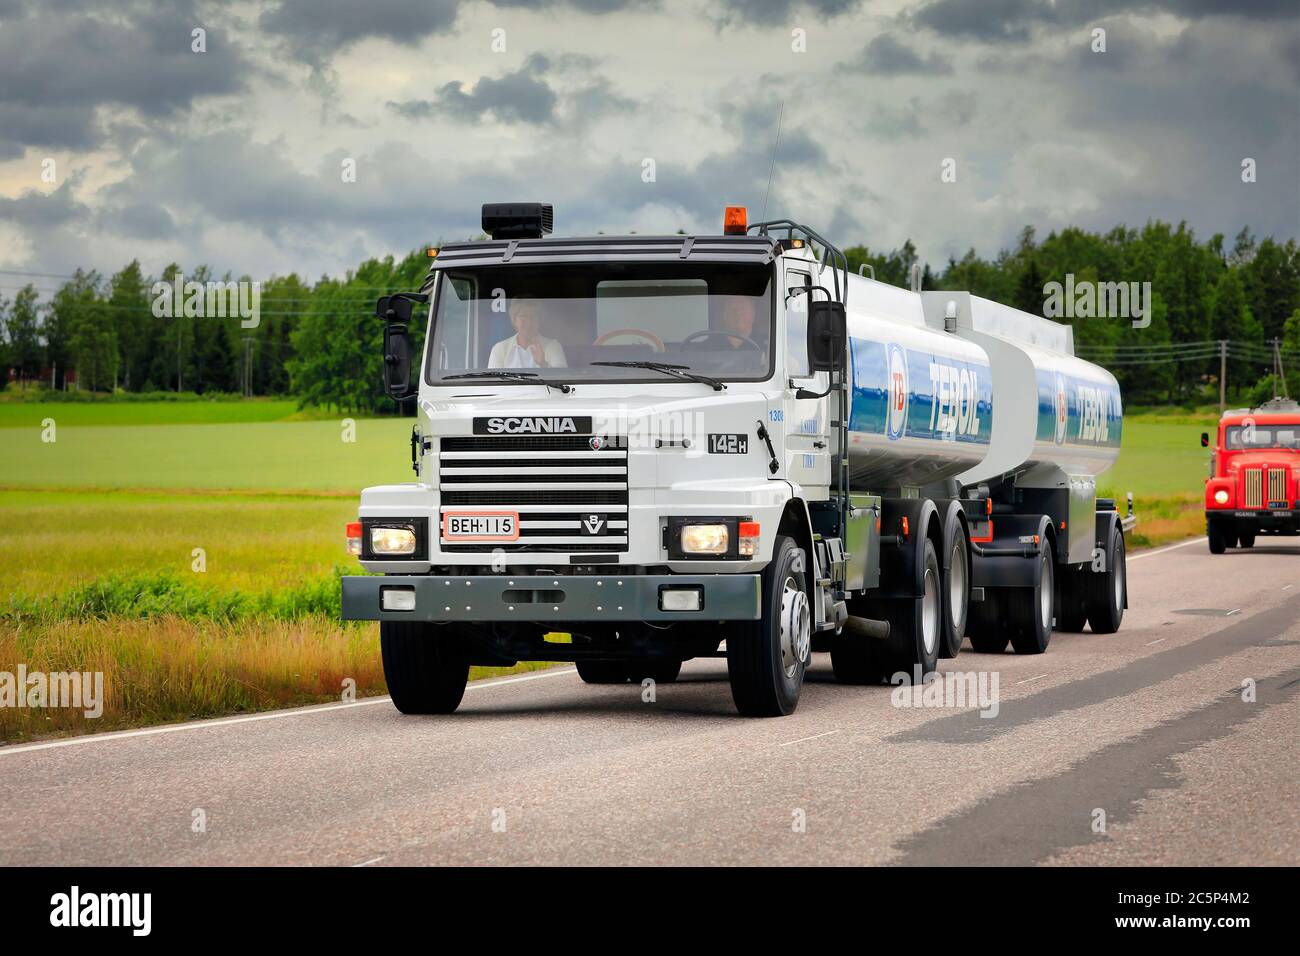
[342,203,1135,717]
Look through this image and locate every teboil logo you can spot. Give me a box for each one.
[50,886,151,936]
[886,344,907,440]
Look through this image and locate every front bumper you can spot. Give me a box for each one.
[1208,508,1300,532]
[341,573,762,623]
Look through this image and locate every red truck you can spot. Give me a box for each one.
[1203,398,1300,553]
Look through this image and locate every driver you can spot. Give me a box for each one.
[488,295,567,369]
[714,297,762,349]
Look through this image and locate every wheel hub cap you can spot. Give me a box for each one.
[780,580,810,677]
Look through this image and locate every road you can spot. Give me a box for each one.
[2,537,1297,866]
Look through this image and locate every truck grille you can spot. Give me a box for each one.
[1268,467,1288,505]
[438,435,628,552]
[1243,469,1263,509]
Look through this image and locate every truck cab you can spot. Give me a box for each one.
[1203,398,1300,552]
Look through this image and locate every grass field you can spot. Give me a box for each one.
[0,400,1217,742]
[0,398,305,428]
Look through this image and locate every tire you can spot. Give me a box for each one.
[1238,528,1256,548]
[1085,525,1126,634]
[380,620,470,714]
[1208,519,1227,554]
[939,526,970,658]
[575,660,629,684]
[966,589,1009,653]
[1055,567,1089,632]
[727,535,809,717]
[1008,545,1053,655]
[625,659,682,685]
[1227,530,1240,549]
[879,537,942,681]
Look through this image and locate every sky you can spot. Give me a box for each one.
[0,0,1297,289]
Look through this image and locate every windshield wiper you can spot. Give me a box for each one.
[443,370,573,394]
[590,361,726,391]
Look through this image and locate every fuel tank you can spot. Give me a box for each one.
[835,272,1122,494]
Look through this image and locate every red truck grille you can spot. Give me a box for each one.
[1240,467,1289,508]
[1243,469,1263,508]
[1268,467,1288,505]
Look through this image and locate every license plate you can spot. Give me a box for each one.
[442,511,519,541]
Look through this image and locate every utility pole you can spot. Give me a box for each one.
[1273,338,1289,399]
[241,337,255,397]
[1219,339,1226,413]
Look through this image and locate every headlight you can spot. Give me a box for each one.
[1214,489,1230,505]
[370,526,417,555]
[680,523,729,555]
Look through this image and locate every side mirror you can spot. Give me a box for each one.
[1200,432,1209,448]
[807,300,846,372]
[377,293,427,402]
[383,323,416,400]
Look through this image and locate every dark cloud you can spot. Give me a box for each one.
[258,0,461,65]
[911,0,1300,43]
[710,0,861,26]
[387,54,636,127]
[259,0,656,64]
[844,33,953,75]
[96,201,178,240]
[0,5,252,154]
[0,181,90,231]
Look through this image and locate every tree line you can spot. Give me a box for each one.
[2,221,1297,413]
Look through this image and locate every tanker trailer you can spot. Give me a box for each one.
[819,267,1133,684]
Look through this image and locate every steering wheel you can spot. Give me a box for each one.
[592,328,665,352]
[681,329,763,352]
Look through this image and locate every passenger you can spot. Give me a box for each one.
[488,296,567,369]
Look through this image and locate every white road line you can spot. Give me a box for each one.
[0,667,578,758]
[779,729,839,747]
[1015,674,1047,685]
[1226,608,1241,616]
[1128,537,1206,561]
[1144,638,1166,646]
[353,856,385,867]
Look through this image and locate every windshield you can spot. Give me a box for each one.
[1225,424,1300,450]
[425,263,774,385]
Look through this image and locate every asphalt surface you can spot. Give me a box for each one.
[2,536,1297,866]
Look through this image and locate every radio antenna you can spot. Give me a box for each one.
[759,99,784,223]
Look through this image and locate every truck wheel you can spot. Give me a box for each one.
[1055,568,1089,632]
[1238,529,1256,548]
[1085,526,1126,634]
[939,527,970,658]
[380,620,470,714]
[1207,519,1227,554]
[727,535,809,717]
[1008,546,1053,655]
[881,537,942,680]
[966,589,1008,653]
[575,660,630,684]
[626,660,682,684]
